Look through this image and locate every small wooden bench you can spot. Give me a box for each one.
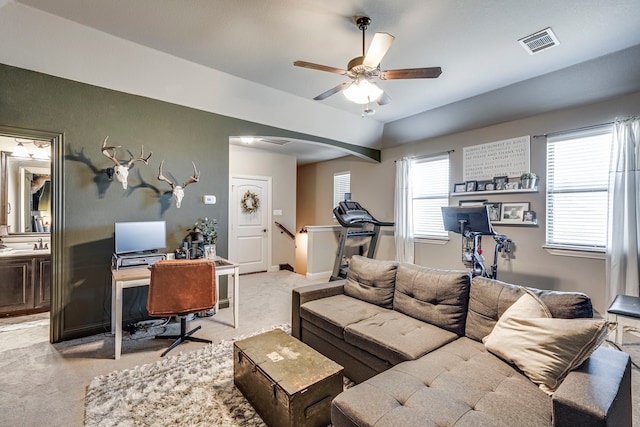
[607,294,640,345]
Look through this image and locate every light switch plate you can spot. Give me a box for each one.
[203,195,216,204]
[273,209,283,216]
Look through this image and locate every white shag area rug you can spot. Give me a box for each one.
[84,325,291,427]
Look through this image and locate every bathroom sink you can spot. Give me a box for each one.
[0,248,50,256]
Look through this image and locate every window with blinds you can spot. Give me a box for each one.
[333,172,351,208]
[412,155,450,237]
[546,126,612,249]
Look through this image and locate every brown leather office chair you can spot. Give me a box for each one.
[147,259,217,357]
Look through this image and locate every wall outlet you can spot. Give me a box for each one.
[203,195,216,205]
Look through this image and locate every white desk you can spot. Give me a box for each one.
[110,257,240,360]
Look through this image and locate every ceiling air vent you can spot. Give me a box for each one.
[518,27,560,55]
[260,138,291,146]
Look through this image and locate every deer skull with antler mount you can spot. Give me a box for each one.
[101,136,152,189]
[157,160,200,208]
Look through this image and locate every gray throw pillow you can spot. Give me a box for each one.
[344,256,399,309]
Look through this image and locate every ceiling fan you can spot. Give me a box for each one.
[294,16,442,108]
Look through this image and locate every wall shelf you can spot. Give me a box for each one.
[450,187,538,197]
[449,187,539,227]
[492,221,538,227]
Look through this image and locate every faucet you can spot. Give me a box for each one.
[34,238,48,250]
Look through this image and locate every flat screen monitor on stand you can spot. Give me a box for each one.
[441,206,495,236]
[113,221,167,269]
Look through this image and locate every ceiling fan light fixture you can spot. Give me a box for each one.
[343,79,383,104]
[295,15,441,106]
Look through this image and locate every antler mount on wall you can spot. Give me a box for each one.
[157,160,200,208]
[101,136,152,189]
[98,136,202,209]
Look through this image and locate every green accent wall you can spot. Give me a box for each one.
[0,63,379,341]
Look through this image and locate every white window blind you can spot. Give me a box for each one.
[333,172,351,208]
[412,155,450,237]
[546,126,612,249]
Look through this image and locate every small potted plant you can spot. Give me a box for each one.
[195,217,217,259]
[520,172,538,189]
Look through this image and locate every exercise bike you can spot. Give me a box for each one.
[442,206,513,280]
[462,230,512,279]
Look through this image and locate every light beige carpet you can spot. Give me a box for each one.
[84,325,291,427]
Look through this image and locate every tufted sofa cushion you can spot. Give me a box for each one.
[466,276,594,342]
[299,294,388,339]
[394,264,471,336]
[344,256,399,309]
[344,310,458,365]
[331,337,552,427]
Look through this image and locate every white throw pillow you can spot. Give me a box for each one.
[483,291,611,394]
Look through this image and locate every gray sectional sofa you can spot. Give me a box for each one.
[291,256,632,426]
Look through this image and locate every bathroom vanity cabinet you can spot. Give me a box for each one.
[0,253,50,316]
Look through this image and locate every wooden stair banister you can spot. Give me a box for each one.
[274,221,295,240]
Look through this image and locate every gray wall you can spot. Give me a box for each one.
[297,91,640,314]
[0,63,354,340]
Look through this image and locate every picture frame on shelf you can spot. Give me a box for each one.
[459,199,488,207]
[523,210,537,224]
[500,202,530,223]
[494,176,509,190]
[476,180,492,191]
[505,181,520,190]
[485,182,496,191]
[483,202,502,222]
[454,183,467,193]
[465,180,477,192]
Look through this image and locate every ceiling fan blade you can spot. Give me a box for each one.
[379,67,442,80]
[313,81,352,101]
[363,32,395,68]
[294,61,347,75]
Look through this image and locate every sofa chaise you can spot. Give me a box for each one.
[292,256,631,426]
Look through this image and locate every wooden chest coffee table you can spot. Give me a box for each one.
[233,328,343,427]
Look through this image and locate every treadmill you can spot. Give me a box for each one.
[330,201,394,280]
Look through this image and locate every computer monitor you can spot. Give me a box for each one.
[441,206,495,235]
[114,220,167,254]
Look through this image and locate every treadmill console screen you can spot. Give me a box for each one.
[341,201,361,211]
[335,201,371,224]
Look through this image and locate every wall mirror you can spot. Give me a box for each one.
[0,137,52,234]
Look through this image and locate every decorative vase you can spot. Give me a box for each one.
[521,178,538,189]
[204,244,217,260]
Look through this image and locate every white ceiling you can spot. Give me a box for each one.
[228,135,358,165]
[4,0,640,162]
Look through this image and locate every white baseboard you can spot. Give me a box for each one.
[306,270,332,281]
[267,265,280,272]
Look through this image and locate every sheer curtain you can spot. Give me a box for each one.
[394,158,414,263]
[606,116,640,303]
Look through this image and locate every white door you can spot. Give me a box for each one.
[230,176,271,274]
